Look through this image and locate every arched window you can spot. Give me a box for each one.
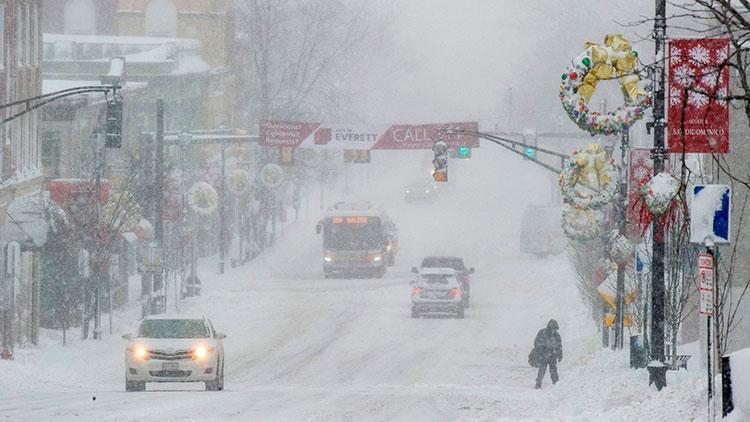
[63,0,95,35]
[145,0,177,38]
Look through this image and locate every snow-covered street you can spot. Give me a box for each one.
[0,149,706,421]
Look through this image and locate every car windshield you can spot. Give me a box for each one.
[137,319,209,339]
[420,274,454,284]
[421,257,465,271]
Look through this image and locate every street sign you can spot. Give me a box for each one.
[699,267,714,291]
[700,290,714,316]
[698,252,714,317]
[690,185,731,244]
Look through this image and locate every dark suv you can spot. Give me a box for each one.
[417,256,475,307]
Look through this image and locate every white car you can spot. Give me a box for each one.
[410,267,464,318]
[122,314,226,392]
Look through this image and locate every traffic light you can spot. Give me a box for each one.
[432,131,448,182]
[105,94,123,148]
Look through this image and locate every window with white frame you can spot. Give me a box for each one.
[145,0,177,38]
[63,0,95,35]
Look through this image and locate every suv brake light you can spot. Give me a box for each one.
[411,287,422,297]
[451,288,462,298]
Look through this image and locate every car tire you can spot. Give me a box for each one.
[411,307,419,318]
[217,358,225,391]
[206,359,223,391]
[456,308,465,319]
[126,380,145,392]
[463,295,471,308]
[387,254,395,267]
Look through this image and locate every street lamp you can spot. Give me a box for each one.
[178,131,196,298]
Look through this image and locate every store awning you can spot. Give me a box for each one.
[6,195,66,248]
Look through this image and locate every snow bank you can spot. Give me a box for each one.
[726,347,750,421]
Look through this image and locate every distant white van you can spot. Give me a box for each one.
[520,205,567,258]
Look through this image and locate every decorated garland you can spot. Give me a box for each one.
[642,172,680,215]
[560,34,652,136]
[561,204,605,242]
[189,182,218,216]
[228,169,251,194]
[559,143,619,209]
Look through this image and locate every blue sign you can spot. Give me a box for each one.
[525,147,534,158]
[690,185,731,244]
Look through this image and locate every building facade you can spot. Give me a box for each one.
[1,0,44,353]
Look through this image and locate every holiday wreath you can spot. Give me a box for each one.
[560,34,652,136]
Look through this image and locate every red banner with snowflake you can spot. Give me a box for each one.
[668,38,730,153]
[627,148,653,240]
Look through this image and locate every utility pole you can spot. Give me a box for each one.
[154,99,165,313]
[219,144,226,274]
[93,131,105,340]
[648,0,668,390]
[613,128,629,350]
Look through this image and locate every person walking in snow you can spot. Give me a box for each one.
[532,319,562,389]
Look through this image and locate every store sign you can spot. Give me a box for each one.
[259,120,479,150]
[667,38,730,153]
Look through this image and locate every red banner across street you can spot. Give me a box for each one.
[667,38,730,153]
[259,120,479,150]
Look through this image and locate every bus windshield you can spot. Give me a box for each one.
[323,217,384,250]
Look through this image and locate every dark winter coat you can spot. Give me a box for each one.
[533,319,563,364]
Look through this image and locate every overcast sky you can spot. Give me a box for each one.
[355,0,655,133]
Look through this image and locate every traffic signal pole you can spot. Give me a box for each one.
[446,129,568,174]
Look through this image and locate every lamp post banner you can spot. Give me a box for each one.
[627,148,653,240]
[667,38,730,153]
[259,120,479,150]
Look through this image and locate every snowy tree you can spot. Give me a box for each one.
[231,0,392,124]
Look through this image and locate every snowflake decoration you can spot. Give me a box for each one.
[689,45,710,65]
[700,72,719,89]
[670,46,683,64]
[673,65,694,87]
[669,86,684,106]
[714,46,728,64]
[688,90,709,108]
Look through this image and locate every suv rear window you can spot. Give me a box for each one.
[421,256,465,271]
[138,319,209,339]
[420,274,454,284]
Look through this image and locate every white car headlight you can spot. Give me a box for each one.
[372,255,382,262]
[324,255,333,262]
[129,345,149,361]
[193,345,214,361]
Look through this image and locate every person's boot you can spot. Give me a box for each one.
[535,381,541,389]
